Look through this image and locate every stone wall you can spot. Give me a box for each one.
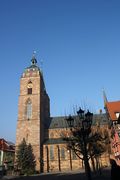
[16,69,48,171]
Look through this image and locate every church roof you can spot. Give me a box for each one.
[47,113,108,129]
[44,114,108,145]
[44,138,67,145]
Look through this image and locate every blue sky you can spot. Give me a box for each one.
[0,0,120,142]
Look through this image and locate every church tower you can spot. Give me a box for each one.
[16,54,50,171]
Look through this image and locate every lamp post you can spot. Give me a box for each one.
[66,115,74,130]
[65,108,93,180]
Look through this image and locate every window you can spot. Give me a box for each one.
[26,100,32,119]
[50,146,54,160]
[27,81,33,94]
[28,88,32,94]
[72,150,77,160]
[61,147,65,159]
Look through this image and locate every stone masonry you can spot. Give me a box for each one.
[15,56,110,173]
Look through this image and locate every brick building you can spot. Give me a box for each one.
[16,56,110,172]
[0,139,15,166]
[104,100,120,166]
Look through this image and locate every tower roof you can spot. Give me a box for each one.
[22,53,41,78]
[31,53,37,66]
[26,53,40,71]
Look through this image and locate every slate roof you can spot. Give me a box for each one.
[45,113,108,129]
[44,114,108,145]
[25,64,40,72]
[44,138,67,145]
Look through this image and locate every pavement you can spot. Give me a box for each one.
[0,167,111,180]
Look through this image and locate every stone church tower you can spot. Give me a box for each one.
[16,55,50,171]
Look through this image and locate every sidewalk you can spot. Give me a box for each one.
[0,167,111,180]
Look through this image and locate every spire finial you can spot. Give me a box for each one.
[31,51,37,65]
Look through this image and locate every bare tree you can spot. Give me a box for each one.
[63,108,110,180]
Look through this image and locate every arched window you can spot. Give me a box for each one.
[26,100,32,120]
[61,147,65,159]
[50,145,54,160]
[27,81,33,94]
[72,150,77,160]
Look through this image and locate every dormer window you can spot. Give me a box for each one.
[27,81,33,94]
[115,112,120,119]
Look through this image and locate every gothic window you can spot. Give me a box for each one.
[27,81,33,94]
[26,100,32,120]
[50,145,54,160]
[61,147,65,159]
[72,150,77,160]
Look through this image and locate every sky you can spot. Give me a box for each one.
[0,0,120,142]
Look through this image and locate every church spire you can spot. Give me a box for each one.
[103,89,108,107]
[31,51,37,65]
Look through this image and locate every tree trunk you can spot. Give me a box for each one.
[83,137,92,180]
[91,156,96,173]
[84,155,92,180]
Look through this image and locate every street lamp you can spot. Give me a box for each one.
[65,108,93,180]
[77,108,84,119]
[77,108,93,129]
[66,115,74,130]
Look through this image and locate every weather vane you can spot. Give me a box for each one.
[32,50,36,58]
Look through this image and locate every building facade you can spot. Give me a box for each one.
[105,100,120,166]
[0,139,15,167]
[16,56,110,172]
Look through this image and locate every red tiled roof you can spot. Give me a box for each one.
[106,101,120,121]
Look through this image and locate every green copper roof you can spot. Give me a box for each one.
[25,56,40,71]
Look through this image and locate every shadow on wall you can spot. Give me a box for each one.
[110,159,120,180]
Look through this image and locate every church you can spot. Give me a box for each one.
[15,55,110,172]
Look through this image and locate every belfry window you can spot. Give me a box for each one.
[26,100,32,120]
[28,88,32,94]
[27,81,33,95]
